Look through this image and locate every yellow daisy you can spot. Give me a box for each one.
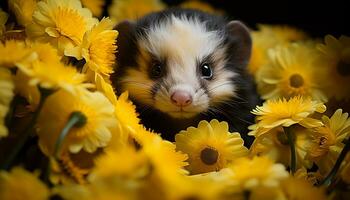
[8,0,38,26]
[26,41,62,63]
[164,173,227,200]
[256,42,328,102]
[108,0,165,23]
[179,0,224,15]
[317,35,350,100]
[105,91,143,152]
[65,17,118,76]
[0,167,50,200]
[175,119,248,174]
[248,24,308,75]
[81,0,105,17]
[91,145,149,181]
[16,60,88,94]
[250,126,313,169]
[306,109,350,174]
[14,42,62,110]
[49,149,102,184]
[0,68,14,137]
[279,177,327,200]
[228,156,289,189]
[36,88,117,154]
[0,40,32,68]
[249,96,326,138]
[114,92,140,131]
[0,9,8,37]
[26,0,98,54]
[95,73,117,104]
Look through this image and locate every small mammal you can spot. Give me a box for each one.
[111,8,260,145]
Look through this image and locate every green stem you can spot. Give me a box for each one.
[318,139,350,187]
[1,88,52,170]
[283,127,296,174]
[53,111,86,159]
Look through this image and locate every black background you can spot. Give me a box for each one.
[163,0,349,38]
[0,0,348,37]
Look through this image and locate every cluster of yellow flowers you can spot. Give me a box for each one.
[0,0,349,200]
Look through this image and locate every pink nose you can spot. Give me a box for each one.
[170,91,193,107]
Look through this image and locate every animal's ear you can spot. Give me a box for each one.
[114,20,137,67]
[226,21,252,68]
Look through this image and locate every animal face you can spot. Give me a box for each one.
[119,16,237,118]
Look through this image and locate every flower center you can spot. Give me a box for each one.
[319,136,328,146]
[337,60,350,76]
[200,147,219,165]
[289,74,304,88]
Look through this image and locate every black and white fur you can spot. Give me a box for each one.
[111,9,260,145]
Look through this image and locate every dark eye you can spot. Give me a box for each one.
[151,63,162,78]
[201,63,212,79]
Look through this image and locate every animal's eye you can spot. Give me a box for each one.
[151,63,163,78]
[201,63,213,79]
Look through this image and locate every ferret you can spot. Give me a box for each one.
[111,8,260,146]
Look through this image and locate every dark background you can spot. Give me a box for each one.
[0,0,348,37]
[163,0,349,38]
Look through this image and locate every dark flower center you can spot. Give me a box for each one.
[200,147,219,165]
[289,74,304,88]
[319,136,328,146]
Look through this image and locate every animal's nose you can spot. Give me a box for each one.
[170,90,193,107]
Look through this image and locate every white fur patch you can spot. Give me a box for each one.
[124,15,237,118]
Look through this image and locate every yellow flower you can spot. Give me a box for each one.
[307,109,350,174]
[179,0,224,15]
[249,96,326,138]
[0,68,14,137]
[0,9,8,37]
[175,119,248,174]
[164,173,227,200]
[108,0,165,23]
[26,0,98,54]
[318,35,350,100]
[16,60,88,93]
[228,156,289,189]
[145,138,189,176]
[95,73,117,104]
[256,43,328,102]
[37,88,117,154]
[8,0,38,26]
[0,167,50,200]
[14,42,62,110]
[250,126,313,169]
[49,149,101,184]
[65,18,118,76]
[279,177,327,200]
[114,92,140,131]
[27,41,62,63]
[91,145,149,181]
[0,40,32,68]
[248,24,308,75]
[294,167,322,185]
[81,0,105,17]
[105,91,142,151]
[91,134,188,200]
